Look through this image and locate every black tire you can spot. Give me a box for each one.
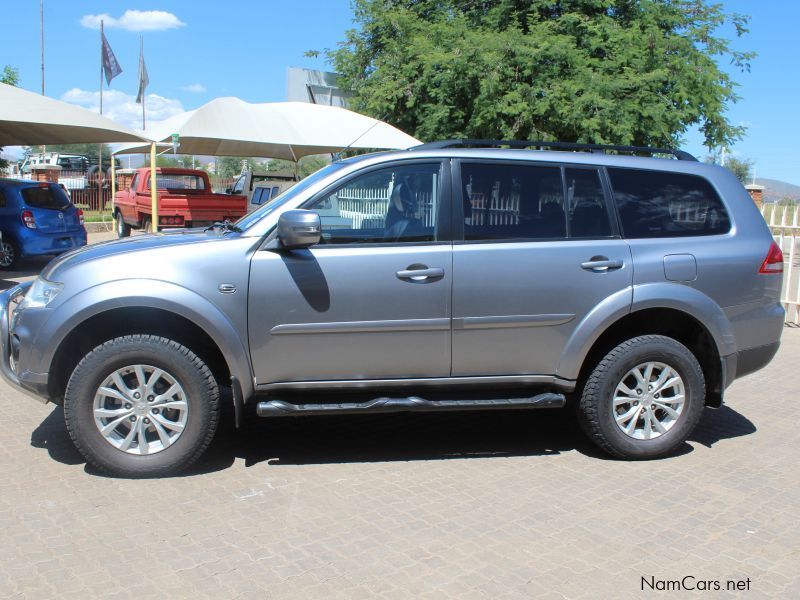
[0,237,20,270]
[64,335,220,477]
[115,211,131,238]
[577,335,705,459]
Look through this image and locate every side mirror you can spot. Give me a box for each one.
[277,210,321,249]
[225,187,233,194]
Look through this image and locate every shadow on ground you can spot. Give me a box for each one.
[30,398,757,477]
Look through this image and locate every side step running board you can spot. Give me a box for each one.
[256,393,566,417]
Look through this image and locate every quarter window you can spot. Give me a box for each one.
[608,168,730,238]
[306,163,441,244]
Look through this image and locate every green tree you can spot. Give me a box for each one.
[267,155,329,178]
[1,65,21,170]
[704,153,753,185]
[329,0,754,148]
[724,157,753,185]
[44,143,113,161]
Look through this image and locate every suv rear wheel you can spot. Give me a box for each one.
[64,335,219,477]
[578,335,705,459]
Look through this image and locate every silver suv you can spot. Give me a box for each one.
[1,140,785,477]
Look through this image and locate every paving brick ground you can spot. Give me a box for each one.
[1,327,797,599]
[0,234,798,598]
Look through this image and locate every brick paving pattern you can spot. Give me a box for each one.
[0,310,797,597]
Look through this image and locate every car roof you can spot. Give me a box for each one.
[336,147,726,179]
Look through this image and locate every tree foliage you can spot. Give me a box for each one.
[330,0,754,148]
[704,153,752,184]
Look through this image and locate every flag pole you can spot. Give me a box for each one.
[141,37,146,130]
[98,19,104,213]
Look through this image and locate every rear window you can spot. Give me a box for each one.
[21,186,71,210]
[608,168,730,238]
[148,174,206,191]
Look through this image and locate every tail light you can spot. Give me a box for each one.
[759,241,784,274]
[159,215,184,226]
[77,208,85,227]
[21,210,36,229]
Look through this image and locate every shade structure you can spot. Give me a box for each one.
[113,97,420,159]
[0,82,148,145]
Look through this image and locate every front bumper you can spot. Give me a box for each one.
[0,283,49,404]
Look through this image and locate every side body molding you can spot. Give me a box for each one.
[34,279,255,403]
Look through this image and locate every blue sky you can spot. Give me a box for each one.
[2,1,798,184]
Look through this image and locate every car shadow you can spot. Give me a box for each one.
[30,401,757,478]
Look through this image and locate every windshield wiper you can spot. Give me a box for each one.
[205,220,242,233]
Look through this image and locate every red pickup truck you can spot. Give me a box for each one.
[112,168,247,237]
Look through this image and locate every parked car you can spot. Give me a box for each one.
[112,167,247,236]
[0,140,784,477]
[229,170,299,213]
[0,179,87,270]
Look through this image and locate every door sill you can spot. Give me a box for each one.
[256,374,575,393]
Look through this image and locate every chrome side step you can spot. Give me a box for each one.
[256,393,566,417]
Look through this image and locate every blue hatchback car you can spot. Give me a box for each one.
[0,179,87,270]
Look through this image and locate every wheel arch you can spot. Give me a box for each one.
[564,301,730,407]
[43,281,254,404]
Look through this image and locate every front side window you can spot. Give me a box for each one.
[608,168,731,238]
[306,163,441,244]
[232,176,246,194]
[461,163,565,240]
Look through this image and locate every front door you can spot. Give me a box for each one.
[451,161,632,377]
[248,160,452,385]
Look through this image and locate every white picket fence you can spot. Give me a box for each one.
[337,187,437,229]
[761,204,800,324]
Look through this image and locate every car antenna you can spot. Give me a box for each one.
[332,113,389,162]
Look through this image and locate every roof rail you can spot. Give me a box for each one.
[408,139,698,161]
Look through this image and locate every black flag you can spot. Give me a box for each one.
[101,30,122,86]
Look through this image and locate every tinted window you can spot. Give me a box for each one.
[21,186,70,210]
[565,168,613,237]
[608,168,730,238]
[307,163,441,244]
[461,163,565,240]
[0,190,6,208]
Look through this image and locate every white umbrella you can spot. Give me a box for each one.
[113,97,420,158]
[0,82,148,145]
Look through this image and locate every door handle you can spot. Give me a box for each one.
[581,257,624,272]
[396,266,445,282]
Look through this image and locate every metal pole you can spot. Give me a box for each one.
[150,143,158,232]
[40,0,46,154]
[99,20,103,213]
[141,36,146,131]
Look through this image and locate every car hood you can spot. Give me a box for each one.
[42,229,230,280]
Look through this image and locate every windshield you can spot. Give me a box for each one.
[236,162,347,231]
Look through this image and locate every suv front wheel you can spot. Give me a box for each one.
[64,335,220,477]
[578,335,705,459]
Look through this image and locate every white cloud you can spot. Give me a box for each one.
[61,88,185,132]
[80,10,185,32]
[180,83,206,93]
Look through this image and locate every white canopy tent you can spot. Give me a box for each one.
[113,97,420,159]
[0,82,147,145]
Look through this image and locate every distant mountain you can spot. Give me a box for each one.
[756,178,800,204]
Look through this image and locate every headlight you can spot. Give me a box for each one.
[19,278,64,309]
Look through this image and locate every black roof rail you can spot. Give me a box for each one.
[408,139,698,161]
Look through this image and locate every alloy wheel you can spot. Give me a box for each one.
[612,361,685,440]
[93,364,189,455]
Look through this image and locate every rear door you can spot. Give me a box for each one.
[451,160,633,377]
